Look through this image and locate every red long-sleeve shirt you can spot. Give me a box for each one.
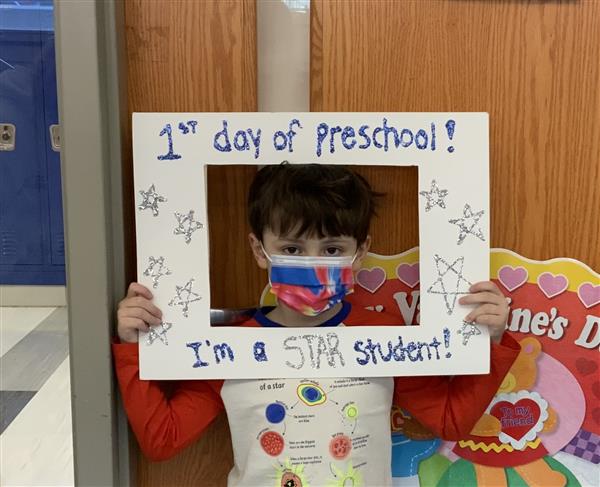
[113,304,519,485]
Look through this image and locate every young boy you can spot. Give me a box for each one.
[114,164,518,486]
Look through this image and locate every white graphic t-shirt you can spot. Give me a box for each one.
[221,375,394,487]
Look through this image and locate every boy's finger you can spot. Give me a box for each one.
[126,297,162,318]
[120,316,149,331]
[459,292,503,306]
[125,307,162,326]
[470,314,505,327]
[465,304,500,322]
[469,281,503,296]
[126,282,153,300]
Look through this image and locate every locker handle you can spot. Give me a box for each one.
[0,124,16,151]
[49,124,60,152]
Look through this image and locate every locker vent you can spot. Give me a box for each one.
[1,231,17,257]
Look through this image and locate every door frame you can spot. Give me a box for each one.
[54,0,131,484]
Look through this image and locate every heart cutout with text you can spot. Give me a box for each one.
[488,391,548,450]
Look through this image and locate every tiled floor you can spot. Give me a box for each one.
[0,307,74,487]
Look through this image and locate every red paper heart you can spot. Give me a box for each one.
[490,398,541,442]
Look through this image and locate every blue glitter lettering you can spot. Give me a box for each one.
[354,340,370,365]
[373,126,384,149]
[213,120,232,152]
[405,342,420,362]
[247,128,261,159]
[415,129,429,149]
[400,128,413,147]
[253,341,268,362]
[383,118,400,151]
[316,122,328,157]
[186,341,209,368]
[233,130,250,151]
[213,343,234,364]
[178,121,189,134]
[443,327,452,357]
[417,341,431,360]
[392,337,407,361]
[157,123,182,160]
[358,125,371,149]
[430,336,441,360]
[287,119,302,152]
[446,119,456,152]
[273,130,287,150]
[341,126,356,149]
[187,120,198,134]
[329,125,342,154]
[365,338,393,363]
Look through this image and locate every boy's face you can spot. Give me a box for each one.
[249,227,371,272]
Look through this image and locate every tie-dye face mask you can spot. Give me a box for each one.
[264,251,356,317]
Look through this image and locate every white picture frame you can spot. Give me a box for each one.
[133,112,490,379]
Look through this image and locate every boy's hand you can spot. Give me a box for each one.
[458,281,510,344]
[117,283,163,343]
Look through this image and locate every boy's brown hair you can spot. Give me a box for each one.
[248,162,381,244]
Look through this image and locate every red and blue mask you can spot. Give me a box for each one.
[265,252,355,316]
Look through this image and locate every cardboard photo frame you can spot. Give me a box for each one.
[133,112,489,379]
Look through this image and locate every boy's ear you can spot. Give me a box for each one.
[248,233,268,270]
[352,235,371,271]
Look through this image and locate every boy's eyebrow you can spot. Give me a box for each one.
[276,237,351,244]
[275,237,304,243]
[322,238,350,244]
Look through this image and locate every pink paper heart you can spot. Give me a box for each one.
[396,263,420,288]
[498,265,528,292]
[356,267,386,294]
[537,272,568,299]
[578,282,600,309]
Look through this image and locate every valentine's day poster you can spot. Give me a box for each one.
[266,248,598,486]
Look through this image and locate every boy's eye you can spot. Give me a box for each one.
[325,247,342,256]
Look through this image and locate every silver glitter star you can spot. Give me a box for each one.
[449,204,485,245]
[169,278,202,317]
[146,321,172,346]
[457,320,482,345]
[173,210,203,244]
[143,256,172,289]
[419,179,449,212]
[427,255,472,315]
[138,184,167,216]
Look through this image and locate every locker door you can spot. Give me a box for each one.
[40,31,65,267]
[0,27,65,284]
[0,30,47,270]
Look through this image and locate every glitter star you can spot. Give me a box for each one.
[449,204,485,245]
[457,321,482,345]
[173,210,203,244]
[138,184,167,216]
[143,256,172,289]
[146,321,172,346]
[427,255,472,315]
[169,278,202,317]
[419,179,449,212]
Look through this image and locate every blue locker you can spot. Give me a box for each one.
[0,6,65,285]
